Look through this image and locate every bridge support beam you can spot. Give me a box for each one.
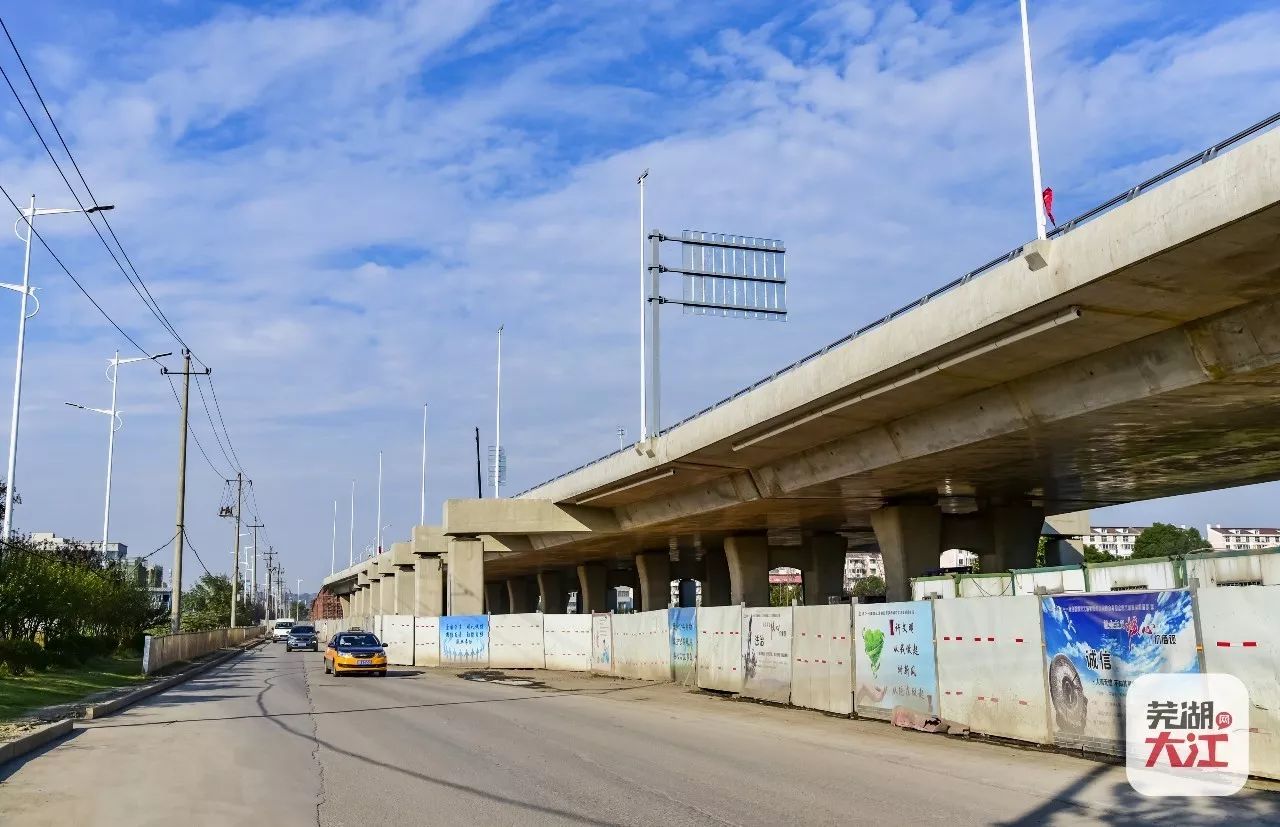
[803,533,847,605]
[635,552,671,612]
[871,505,941,602]
[537,571,566,614]
[725,535,770,607]
[414,556,443,616]
[447,537,485,616]
[507,578,539,613]
[577,564,608,613]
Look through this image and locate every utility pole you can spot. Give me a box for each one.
[494,325,502,499]
[229,472,244,626]
[419,404,427,526]
[246,521,264,610]
[162,350,209,634]
[263,547,277,619]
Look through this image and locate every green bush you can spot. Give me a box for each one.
[0,638,48,675]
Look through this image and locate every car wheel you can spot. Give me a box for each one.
[286,646,292,652]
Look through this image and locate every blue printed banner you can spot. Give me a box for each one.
[1041,590,1200,753]
[440,615,489,667]
[669,607,697,684]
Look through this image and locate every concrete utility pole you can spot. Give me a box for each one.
[263,547,277,619]
[229,472,244,626]
[246,521,264,607]
[162,350,210,634]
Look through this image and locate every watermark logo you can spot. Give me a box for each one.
[1126,673,1249,796]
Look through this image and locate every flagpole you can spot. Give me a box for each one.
[1019,0,1047,240]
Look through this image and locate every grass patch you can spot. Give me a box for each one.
[0,654,146,722]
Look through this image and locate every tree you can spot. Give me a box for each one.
[181,573,255,631]
[1131,523,1205,560]
[851,576,885,597]
[1082,544,1115,564]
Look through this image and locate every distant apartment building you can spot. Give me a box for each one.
[1206,525,1280,552]
[844,551,884,591]
[939,548,978,569]
[1081,526,1146,558]
[30,532,128,562]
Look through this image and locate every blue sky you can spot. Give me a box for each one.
[0,1,1278,590]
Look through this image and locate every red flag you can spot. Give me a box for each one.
[1042,187,1056,226]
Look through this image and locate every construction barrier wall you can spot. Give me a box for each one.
[414,617,440,667]
[669,608,697,685]
[612,610,671,681]
[1185,550,1280,587]
[440,615,490,667]
[854,601,938,720]
[489,614,546,669]
[934,596,1051,744]
[696,606,743,693]
[791,604,853,716]
[1198,585,1280,780]
[912,576,957,600]
[741,607,792,704]
[1085,559,1179,592]
[380,615,416,666]
[590,613,613,674]
[544,614,592,672]
[957,574,1013,598]
[1011,567,1086,596]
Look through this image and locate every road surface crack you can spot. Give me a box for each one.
[300,659,327,826]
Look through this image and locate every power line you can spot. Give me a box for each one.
[164,375,228,480]
[182,528,213,578]
[193,375,238,474]
[204,376,245,472]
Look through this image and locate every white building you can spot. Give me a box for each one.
[30,532,128,562]
[1081,526,1146,558]
[843,551,884,591]
[1206,525,1280,552]
[939,548,978,569]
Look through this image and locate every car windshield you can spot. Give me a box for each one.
[334,633,380,648]
[290,626,315,634]
[273,621,294,629]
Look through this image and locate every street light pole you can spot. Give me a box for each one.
[419,403,427,524]
[494,325,502,499]
[330,499,337,575]
[348,479,355,568]
[637,170,649,441]
[375,451,383,554]
[1019,0,1047,240]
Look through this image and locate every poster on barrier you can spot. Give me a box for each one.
[414,617,440,667]
[591,613,613,674]
[697,605,743,692]
[1198,584,1280,780]
[934,596,1050,744]
[791,604,852,716]
[380,615,415,666]
[669,608,697,685]
[1040,590,1199,755]
[490,614,545,669]
[545,614,592,672]
[854,601,938,720]
[742,607,792,704]
[613,610,671,681]
[440,615,489,667]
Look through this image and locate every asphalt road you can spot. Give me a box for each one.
[1,644,1276,826]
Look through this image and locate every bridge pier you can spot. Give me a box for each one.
[987,503,1045,571]
[507,577,539,613]
[381,572,398,614]
[537,570,566,613]
[871,505,942,602]
[337,592,351,618]
[803,533,847,605]
[725,535,770,607]
[700,547,730,607]
[606,567,638,612]
[414,556,443,616]
[577,564,608,613]
[447,537,485,615]
[369,577,383,618]
[484,582,508,614]
[394,567,414,615]
[635,552,671,612]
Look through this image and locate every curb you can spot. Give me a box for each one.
[0,719,72,766]
[0,635,265,767]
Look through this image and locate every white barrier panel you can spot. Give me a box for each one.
[697,606,744,693]
[612,610,671,681]
[380,615,415,666]
[912,577,956,600]
[414,617,440,667]
[742,607,793,704]
[1186,551,1280,588]
[934,596,1050,744]
[591,613,613,674]
[1086,560,1179,592]
[854,601,939,720]
[957,574,1013,598]
[544,614,592,671]
[1011,567,1086,596]
[489,614,546,669]
[1198,585,1280,780]
[792,604,853,716]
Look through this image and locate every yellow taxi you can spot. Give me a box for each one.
[323,630,388,677]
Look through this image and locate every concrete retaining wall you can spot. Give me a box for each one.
[142,626,264,674]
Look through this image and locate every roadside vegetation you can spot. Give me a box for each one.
[0,653,145,722]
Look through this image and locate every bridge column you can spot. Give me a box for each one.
[537,571,566,613]
[803,533,847,605]
[507,578,539,613]
[485,582,509,614]
[414,556,443,616]
[368,578,382,617]
[381,573,398,614]
[394,568,415,614]
[635,552,671,612]
[725,535,769,607]
[700,547,730,607]
[338,592,351,618]
[988,504,1046,571]
[447,537,485,615]
[577,564,608,613]
[606,567,638,612]
[871,505,941,602]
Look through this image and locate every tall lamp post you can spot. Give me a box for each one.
[1019,0,1047,240]
[65,350,170,555]
[3,197,114,540]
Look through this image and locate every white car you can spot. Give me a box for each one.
[271,619,296,642]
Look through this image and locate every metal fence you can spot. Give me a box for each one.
[142,626,264,674]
